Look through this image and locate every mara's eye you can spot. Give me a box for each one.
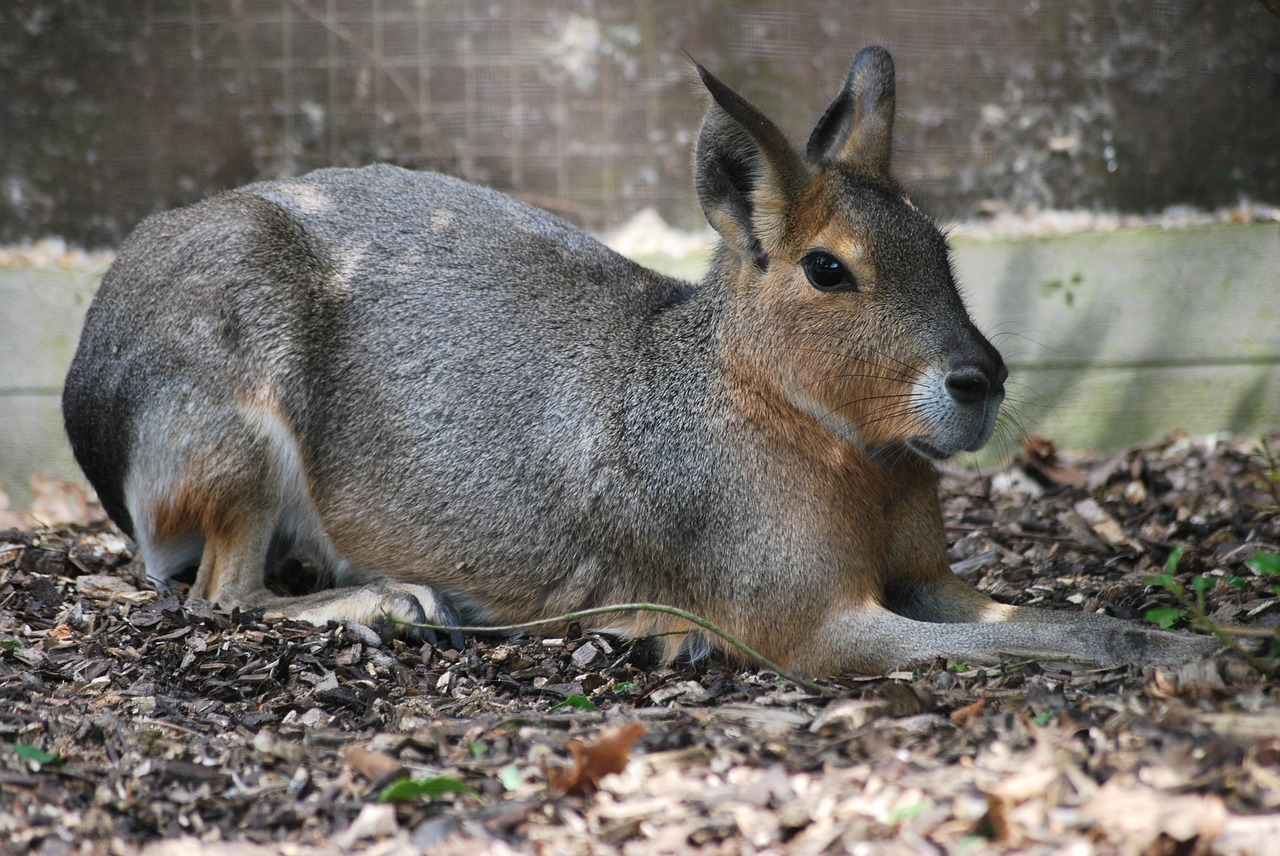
[801,251,855,292]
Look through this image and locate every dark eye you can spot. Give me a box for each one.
[801,251,855,292]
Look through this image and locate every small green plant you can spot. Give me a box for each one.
[1254,438,1280,506]
[1032,710,1056,727]
[1245,551,1280,598]
[1145,547,1201,630]
[378,775,478,804]
[15,744,64,769]
[549,694,596,712]
[1146,546,1279,668]
[1039,272,1082,308]
[889,798,933,823]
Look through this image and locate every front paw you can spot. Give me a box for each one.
[1107,626,1218,667]
[373,581,468,650]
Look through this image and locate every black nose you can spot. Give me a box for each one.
[944,367,993,405]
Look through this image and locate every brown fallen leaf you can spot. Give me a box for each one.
[950,698,986,727]
[0,475,105,529]
[31,475,103,527]
[545,721,646,796]
[1021,433,1088,488]
[808,698,893,734]
[344,745,406,783]
[1080,777,1228,852]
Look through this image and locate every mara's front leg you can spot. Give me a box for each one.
[874,455,1009,623]
[845,457,1219,674]
[808,600,1217,676]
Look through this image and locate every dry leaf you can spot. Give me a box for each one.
[334,803,398,849]
[545,722,646,796]
[808,698,892,734]
[1021,433,1087,488]
[30,475,102,527]
[950,698,986,727]
[1080,777,1227,852]
[1073,498,1135,550]
[344,745,406,783]
[76,573,139,599]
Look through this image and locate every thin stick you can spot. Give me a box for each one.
[1210,625,1280,639]
[398,602,832,694]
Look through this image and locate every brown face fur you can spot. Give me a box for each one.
[721,173,940,456]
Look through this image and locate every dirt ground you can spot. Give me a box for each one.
[2,433,1279,855]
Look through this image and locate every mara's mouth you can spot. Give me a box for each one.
[906,437,953,461]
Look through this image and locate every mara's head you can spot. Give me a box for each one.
[694,46,1006,460]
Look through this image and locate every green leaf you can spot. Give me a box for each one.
[1033,710,1055,726]
[377,776,477,804]
[1145,607,1183,629]
[467,740,487,759]
[1191,576,1215,598]
[1225,576,1247,589]
[15,744,63,768]
[0,639,22,651]
[497,764,523,791]
[1165,546,1185,574]
[1245,551,1280,577]
[1147,572,1177,591]
[889,799,932,822]
[612,681,636,693]
[549,694,596,712]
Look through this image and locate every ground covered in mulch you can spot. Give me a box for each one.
[2,434,1279,855]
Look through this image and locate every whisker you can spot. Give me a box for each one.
[793,372,917,397]
[789,330,923,378]
[762,343,919,385]
[817,393,917,434]
[838,401,921,438]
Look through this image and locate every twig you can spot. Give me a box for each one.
[398,602,833,694]
[1208,625,1280,639]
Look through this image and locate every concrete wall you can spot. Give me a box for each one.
[955,223,1280,455]
[2,223,1277,508]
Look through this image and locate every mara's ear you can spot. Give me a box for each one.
[806,46,896,175]
[693,64,810,269]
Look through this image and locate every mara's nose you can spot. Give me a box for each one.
[944,323,1007,405]
[944,366,994,405]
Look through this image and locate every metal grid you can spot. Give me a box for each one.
[2,0,1277,246]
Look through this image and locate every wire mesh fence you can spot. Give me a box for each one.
[3,0,1278,246]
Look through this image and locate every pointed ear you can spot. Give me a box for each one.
[806,46,896,175]
[693,64,810,268]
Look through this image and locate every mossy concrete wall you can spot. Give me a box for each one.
[956,223,1279,456]
[2,223,1277,508]
[0,263,104,510]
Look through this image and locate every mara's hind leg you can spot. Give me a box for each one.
[259,580,468,648]
[149,484,467,644]
[127,418,284,609]
[128,400,466,645]
[191,514,466,645]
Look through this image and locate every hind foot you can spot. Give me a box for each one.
[213,581,469,649]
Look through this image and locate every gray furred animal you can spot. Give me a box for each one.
[63,47,1214,674]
